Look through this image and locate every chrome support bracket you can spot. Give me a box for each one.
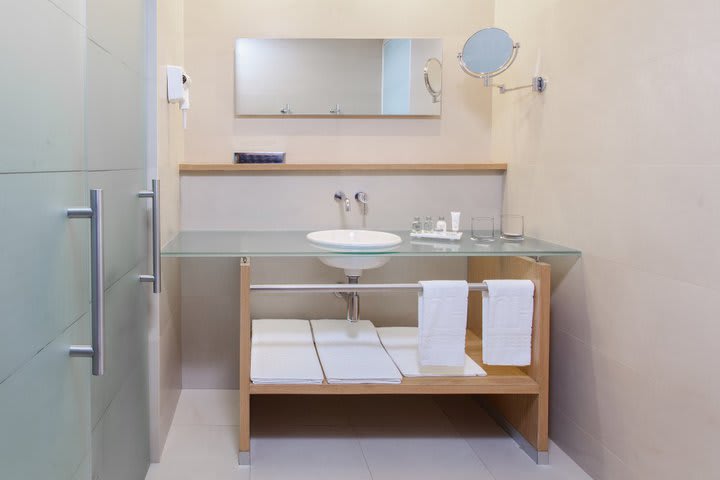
[69,345,94,358]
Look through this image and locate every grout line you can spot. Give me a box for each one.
[345,409,375,480]
[0,311,87,386]
[45,0,85,28]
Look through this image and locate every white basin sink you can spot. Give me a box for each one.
[306,230,402,276]
[307,229,402,250]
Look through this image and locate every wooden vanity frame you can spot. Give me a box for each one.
[237,255,551,465]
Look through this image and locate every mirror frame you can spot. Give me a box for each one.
[458,27,519,79]
[423,57,442,103]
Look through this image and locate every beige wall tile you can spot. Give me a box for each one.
[149,0,185,461]
[495,0,720,477]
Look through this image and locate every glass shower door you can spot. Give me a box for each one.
[0,1,93,478]
[0,0,152,479]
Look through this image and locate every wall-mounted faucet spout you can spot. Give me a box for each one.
[355,191,368,215]
[334,191,351,212]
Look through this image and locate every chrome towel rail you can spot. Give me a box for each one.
[250,282,488,293]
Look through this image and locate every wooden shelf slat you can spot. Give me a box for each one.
[249,330,538,395]
[180,163,508,174]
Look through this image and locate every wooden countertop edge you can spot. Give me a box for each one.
[179,163,508,173]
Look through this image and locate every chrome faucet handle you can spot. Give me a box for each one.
[354,191,368,215]
[334,191,351,212]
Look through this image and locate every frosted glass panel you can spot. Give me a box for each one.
[0,315,91,479]
[91,267,147,427]
[88,170,146,287]
[92,363,150,480]
[87,0,146,74]
[0,172,89,381]
[0,0,84,173]
[162,230,581,258]
[87,42,146,171]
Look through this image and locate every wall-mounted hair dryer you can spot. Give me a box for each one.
[167,65,192,128]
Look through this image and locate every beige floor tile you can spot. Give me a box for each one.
[251,425,372,480]
[147,391,592,480]
[436,396,592,480]
[145,461,249,480]
[172,389,239,426]
[161,424,239,466]
[356,424,494,480]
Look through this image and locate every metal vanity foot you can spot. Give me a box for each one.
[238,451,250,465]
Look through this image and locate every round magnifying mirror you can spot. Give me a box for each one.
[424,57,442,102]
[459,27,516,78]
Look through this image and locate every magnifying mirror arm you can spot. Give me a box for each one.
[490,76,547,94]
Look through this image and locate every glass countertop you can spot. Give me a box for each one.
[162,230,581,258]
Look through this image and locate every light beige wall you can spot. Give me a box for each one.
[493,1,720,478]
[148,0,184,462]
[183,0,494,164]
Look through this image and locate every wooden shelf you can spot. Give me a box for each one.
[179,163,508,174]
[249,330,538,396]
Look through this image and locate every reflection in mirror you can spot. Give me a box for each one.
[458,27,517,78]
[234,38,442,117]
[424,58,442,103]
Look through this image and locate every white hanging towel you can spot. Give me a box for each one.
[417,280,469,367]
[310,320,402,384]
[378,327,486,377]
[251,319,324,384]
[482,280,535,366]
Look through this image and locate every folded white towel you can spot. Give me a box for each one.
[310,320,402,384]
[251,319,324,384]
[418,280,469,367]
[378,327,486,377]
[482,280,535,366]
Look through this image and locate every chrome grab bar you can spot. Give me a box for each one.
[250,283,488,293]
[138,179,161,293]
[67,189,105,376]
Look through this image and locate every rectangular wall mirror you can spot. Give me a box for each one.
[234,38,443,117]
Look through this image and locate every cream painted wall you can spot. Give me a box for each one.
[493,1,720,478]
[183,0,495,164]
[147,0,184,462]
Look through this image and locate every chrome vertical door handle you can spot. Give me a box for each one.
[67,189,105,376]
[138,179,161,293]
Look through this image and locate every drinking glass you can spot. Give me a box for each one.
[471,217,495,242]
[501,214,524,240]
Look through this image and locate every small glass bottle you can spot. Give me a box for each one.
[411,216,422,233]
[435,216,447,233]
[423,216,433,233]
